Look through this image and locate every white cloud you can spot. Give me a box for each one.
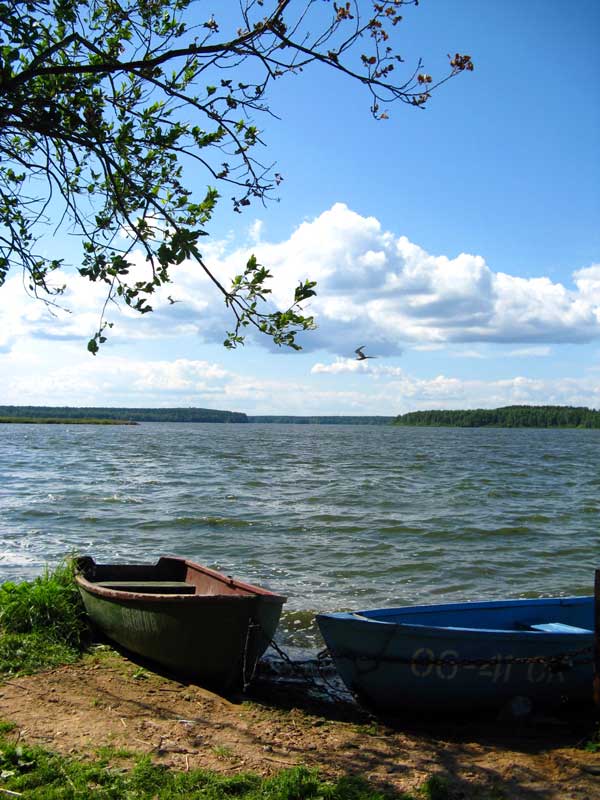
[0,347,232,406]
[448,349,486,359]
[248,219,264,244]
[386,373,600,413]
[2,204,600,357]
[573,264,600,306]
[210,204,600,352]
[311,358,370,374]
[311,359,405,377]
[506,346,551,357]
[1,335,599,413]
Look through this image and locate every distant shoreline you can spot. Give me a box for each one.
[0,405,245,424]
[394,405,600,429]
[0,406,394,425]
[2,404,599,427]
[0,417,137,425]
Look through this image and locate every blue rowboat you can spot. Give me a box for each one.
[316,596,594,712]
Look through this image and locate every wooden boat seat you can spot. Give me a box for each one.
[95,581,196,594]
[529,622,592,634]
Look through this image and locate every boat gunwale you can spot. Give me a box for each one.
[75,556,287,605]
[316,595,593,640]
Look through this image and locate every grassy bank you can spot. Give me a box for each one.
[0,560,89,675]
[0,565,431,799]
[0,730,447,799]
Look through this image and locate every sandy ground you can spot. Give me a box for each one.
[0,648,599,799]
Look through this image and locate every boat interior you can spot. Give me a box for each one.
[357,596,594,633]
[76,556,258,597]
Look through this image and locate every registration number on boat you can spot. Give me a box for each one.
[409,648,566,684]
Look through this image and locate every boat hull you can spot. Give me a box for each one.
[76,556,285,690]
[317,596,594,713]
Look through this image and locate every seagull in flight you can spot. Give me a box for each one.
[355,346,376,361]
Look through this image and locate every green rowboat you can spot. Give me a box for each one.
[75,555,286,690]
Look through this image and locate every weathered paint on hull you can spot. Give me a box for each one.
[76,556,285,690]
[79,590,281,688]
[317,596,594,713]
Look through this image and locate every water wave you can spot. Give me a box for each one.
[1,423,598,643]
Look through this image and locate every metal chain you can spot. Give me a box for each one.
[249,624,593,695]
[258,635,349,703]
[241,619,262,691]
[315,647,352,700]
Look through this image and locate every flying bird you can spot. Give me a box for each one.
[355,346,376,361]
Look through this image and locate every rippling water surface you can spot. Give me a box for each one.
[1,423,598,643]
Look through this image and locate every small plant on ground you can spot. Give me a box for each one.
[420,774,451,800]
[212,744,235,760]
[95,744,136,765]
[0,720,16,734]
[584,723,600,753]
[355,722,385,737]
[131,666,149,680]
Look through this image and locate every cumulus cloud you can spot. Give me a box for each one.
[311,358,371,375]
[196,204,600,352]
[311,358,404,376]
[0,349,232,405]
[573,264,600,305]
[2,204,600,355]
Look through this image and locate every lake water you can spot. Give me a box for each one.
[1,423,598,646]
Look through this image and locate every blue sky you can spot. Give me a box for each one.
[1,0,599,415]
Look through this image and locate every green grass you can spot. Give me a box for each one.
[419,775,451,800]
[0,631,82,675]
[94,745,137,765]
[0,735,414,799]
[0,721,16,734]
[584,725,600,753]
[0,559,89,675]
[211,745,235,760]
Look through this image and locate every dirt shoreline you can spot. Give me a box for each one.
[1,649,598,799]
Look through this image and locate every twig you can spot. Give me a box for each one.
[262,754,295,765]
[1,681,31,691]
[132,737,151,747]
[0,789,24,797]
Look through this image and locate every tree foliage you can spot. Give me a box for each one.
[0,0,473,352]
[394,406,600,429]
[0,403,246,422]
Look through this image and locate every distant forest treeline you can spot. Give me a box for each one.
[0,406,247,423]
[7,405,598,428]
[394,405,600,428]
[0,416,135,425]
[0,407,393,425]
[247,416,394,425]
